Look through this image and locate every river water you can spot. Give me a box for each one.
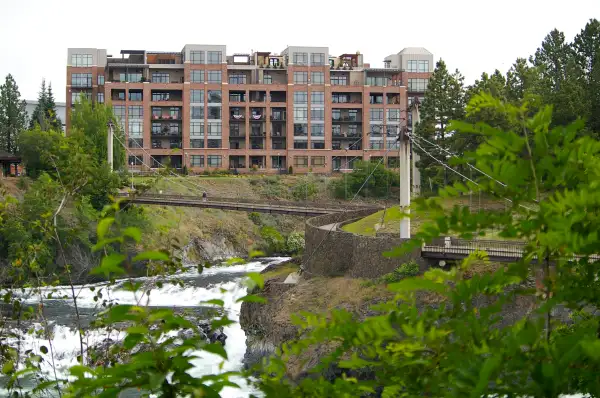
[0,258,289,397]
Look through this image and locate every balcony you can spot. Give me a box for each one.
[151,128,182,137]
[271,113,286,121]
[151,114,181,121]
[230,131,246,138]
[230,114,245,121]
[333,131,361,138]
[250,131,266,137]
[332,116,362,123]
[250,113,265,121]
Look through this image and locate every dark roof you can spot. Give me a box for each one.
[0,150,20,162]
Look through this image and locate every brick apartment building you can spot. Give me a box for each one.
[66,45,432,173]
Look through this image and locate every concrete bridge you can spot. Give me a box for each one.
[117,193,378,217]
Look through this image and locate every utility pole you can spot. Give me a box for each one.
[107,121,114,172]
[411,100,421,197]
[399,124,411,239]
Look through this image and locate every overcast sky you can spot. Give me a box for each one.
[0,0,597,103]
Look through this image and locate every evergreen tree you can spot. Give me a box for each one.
[0,74,27,154]
[415,59,466,191]
[505,58,539,103]
[29,79,48,130]
[45,83,62,131]
[573,18,600,135]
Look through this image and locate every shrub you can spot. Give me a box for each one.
[379,260,420,283]
[285,231,305,254]
[292,177,318,200]
[248,212,261,225]
[331,160,399,199]
[260,226,285,253]
[288,166,293,174]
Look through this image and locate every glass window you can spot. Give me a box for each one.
[263,74,272,84]
[348,124,359,136]
[294,156,308,166]
[311,53,325,66]
[366,76,391,86]
[369,109,383,121]
[97,92,104,103]
[129,91,142,101]
[128,138,143,148]
[408,60,429,72]
[294,72,308,84]
[207,155,222,167]
[311,124,324,136]
[370,124,382,135]
[408,78,429,91]
[128,106,143,119]
[190,121,204,136]
[151,73,170,83]
[191,139,204,148]
[294,141,308,149]
[311,142,325,150]
[387,109,401,121]
[207,139,221,148]
[386,125,399,137]
[119,73,142,83]
[128,120,143,136]
[311,156,325,165]
[207,122,222,136]
[311,72,324,84]
[330,75,347,86]
[191,70,204,83]
[229,74,246,84]
[311,108,324,121]
[207,71,222,83]
[152,123,161,134]
[208,106,221,120]
[152,92,169,101]
[207,90,221,103]
[293,124,308,136]
[71,91,91,103]
[293,108,308,121]
[332,109,341,120]
[207,51,222,64]
[71,73,92,87]
[311,91,324,104]
[113,105,125,120]
[190,155,204,167]
[370,141,383,150]
[129,155,143,166]
[190,89,204,103]
[71,54,92,67]
[97,75,104,85]
[191,106,204,119]
[190,51,204,64]
[293,91,307,104]
[293,52,308,65]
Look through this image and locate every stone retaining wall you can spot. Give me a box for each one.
[303,209,426,278]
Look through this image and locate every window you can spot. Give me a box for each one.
[294,124,307,136]
[311,142,325,150]
[190,155,204,167]
[152,73,170,83]
[207,90,221,103]
[152,107,162,118]
[129,91,142,101]
[293,108,308,121]
[97,92,104,103]
[207,139,221,148]
[293,91,307,104]
[129,106,143,119]
[332,109,341,120]
[152,123,161,134]
[311,91,324,104]
[191,70,204,83]
[71,54,92,67]
[190,89,204,103]
[311,108,324,121]
[348,109,358,121]
[408,78,429,91]
[71,73,92,87]
[207,51,222,64]
[191,139,204,148]
[294,141,308,149]
[128,138,143,148]
[128,120,143,136]
[263,74,272,84]
[387,109,401,121]
[294,156,309,166]
[366,76,390,86]
[293,52,308,65]
[408,60,429,72]
[370,109,383,121]
[311,53,325,66]
[191,106,204,119]
[387,141,399,150]
[311,72,324,84]
[190,51,204,64]
[207,155,222,167]
[128,155,143,166]
[97,75,104,85]
[207,71,222,83]
[330,75,347,86]
[311,156,325,165]
[294,72,308,84]
[229,92,244,102]
[152,92,169,101]
[229,74,246,84]
[311,124,324,136]
[370,141,383,150]
[71,91,91,103]
[119,73,142,83]
[348,124,359,136]
[170,107,180,119]
[370,124,382,136]
[113,105,125,121]
[386,125,399,137]
[208,122,222,136]
[190,121,204,136]
[208,106,221,120]
[332,125,341,136]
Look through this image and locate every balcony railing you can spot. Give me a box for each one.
[250,131,266,137]
[151,130,182,137]
[333,132,361,138]
[332,116,361,122]
[271,131,286,137]
[271,114,286,121]
[230,114,245,121]
[151,114,181,120]
[230,132,246,138]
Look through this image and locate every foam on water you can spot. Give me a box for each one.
[2,258,289,397]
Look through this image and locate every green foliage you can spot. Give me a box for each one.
[248,211,261,225]
[0,74,27,154]
[285,231,305,255]
[291,176,318,200]
[260,226,285,254]
[331,160,398,199]
[378,260,420,283]
[29,79,62,131]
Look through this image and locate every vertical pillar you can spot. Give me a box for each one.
[399,130,410,239]
[411,104,421,197]
[108,122,114,171]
